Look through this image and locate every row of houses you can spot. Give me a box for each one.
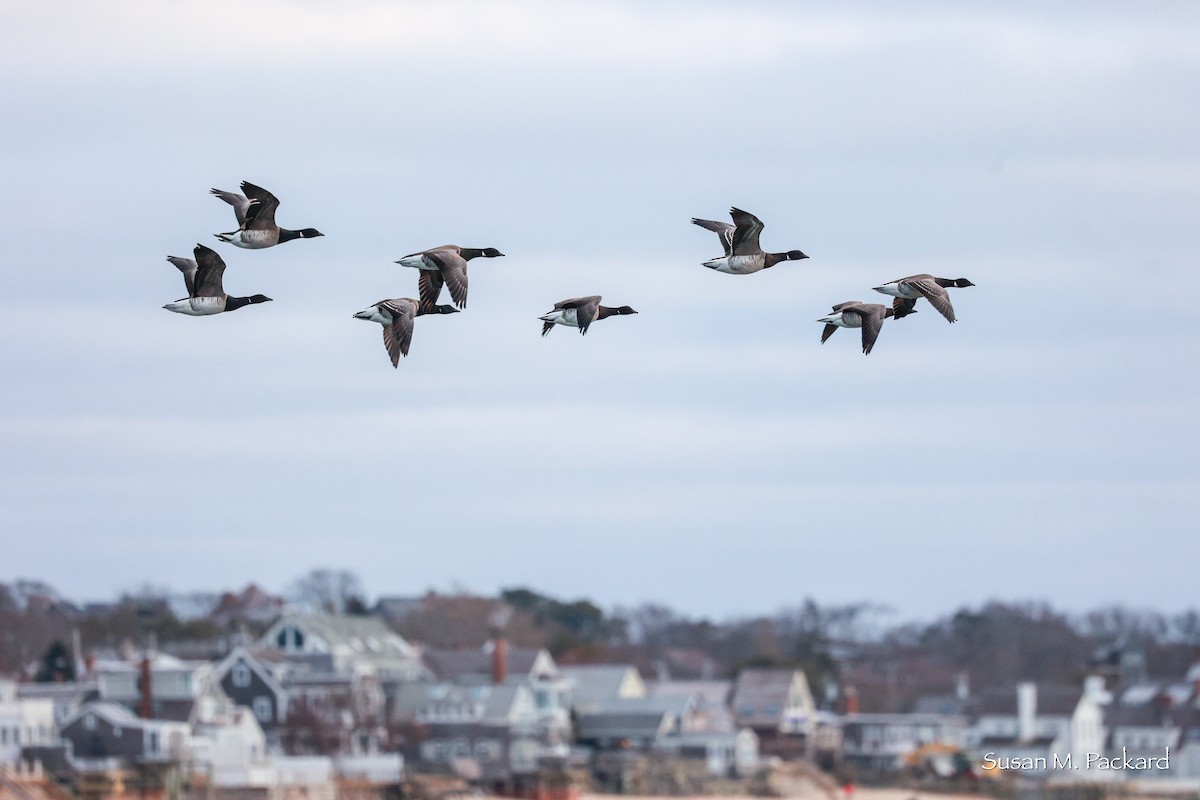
[6,611,1200,796]
[841,671,1200,787]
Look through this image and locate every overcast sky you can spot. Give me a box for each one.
[2,1,1198,622]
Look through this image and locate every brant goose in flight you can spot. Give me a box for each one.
[163,245,271,316]
[539,296,637,337]
[817,301,896,355]
[873,274,975,322]
[692,208,808,274]
[212,181,323,248]
[395,245,504,309]
[353,299,458,366]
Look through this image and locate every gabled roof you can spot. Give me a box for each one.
[212,646,290,698]
[731,669,810,727]
[267,613,418,658]
[976,685,1083,718]
[61,701,188,731]
[575,707,672,743]
[64,701,141,726]
[561,665,644,707]
[648,679,731,708]
[392,682,532,725]
[423,646,553,684]
[591,695,694,717]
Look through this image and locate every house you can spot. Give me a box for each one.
[209,584,287,628]
[213,645,389,756]
[212,646,292,746]
[423,645,557,688]
[1102,679,1200,782]
[391,681,540,785]
[260,613,427,682]
[16,681,99,727]
[730,669,817,757]
[841,713,967,772]
[561,665,646,714]
[1104,702,1181,780]
[575,705,677,751]
[92,653,228,725]
[58,702,190,764]
[653,728,759,777]
[648,679,734,733]
[190,703,275,787]
[0,680,57,764]
[424,643,570,746]
[574,695,698,749]
[286,670,387,755]
[970,679,1106,777]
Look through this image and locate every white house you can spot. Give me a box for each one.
[0,680,57,764]
[260,613,426,681]
[972,679,1106,778]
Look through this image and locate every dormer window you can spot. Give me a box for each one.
[276,625,305,651]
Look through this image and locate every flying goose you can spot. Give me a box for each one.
[163,245,271,315]
[872,274,975,323]
[692,207,808,274]
[817,301,896,355]
[395,245,504,309]
[353,298,458,366]
[539,296,637,337]
[212,181,324,248]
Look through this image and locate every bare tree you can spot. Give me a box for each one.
[289,568,366,615]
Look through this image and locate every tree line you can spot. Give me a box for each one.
[3,573,1197,712]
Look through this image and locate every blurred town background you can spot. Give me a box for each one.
[2,572,1199,800]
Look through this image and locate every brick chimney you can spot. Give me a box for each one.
[139,654,153,719]
[492,638,507,685]
[843,685,859,714]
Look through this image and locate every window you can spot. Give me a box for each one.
[253,696,273,723]
[276,626,305,650]
[148,731,159,753]
[84,715,96,731]
[233,664,252,688]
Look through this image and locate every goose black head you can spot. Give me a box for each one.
[299,228,324,239]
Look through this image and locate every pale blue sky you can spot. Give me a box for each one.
[2,2,1198,619]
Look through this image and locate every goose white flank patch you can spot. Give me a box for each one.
[692,207,808,274]
[212,181,324,249]
[817,301,896,355]
[539,296,637,337]
[394,245,504,309]
[162,245,271,316]
[872,274,975,322]
[353,298,458,367]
